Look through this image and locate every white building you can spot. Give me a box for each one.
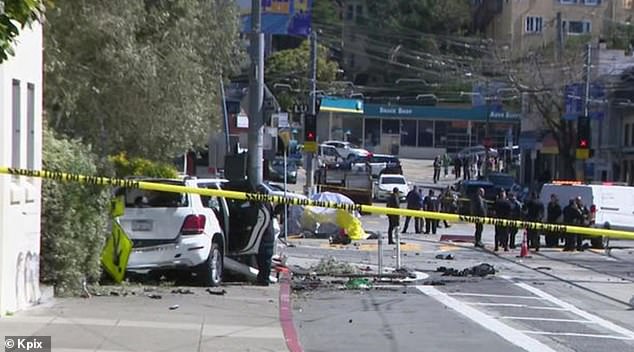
[0,22,44,314]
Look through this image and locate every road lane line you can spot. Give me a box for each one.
[467,303,568,310]
[519,330,634,340]
[513,281,634,340]
[416,285,558,352]
[500,316,596,324]
[448,292,545,300]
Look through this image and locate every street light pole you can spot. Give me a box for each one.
[248,0,265,186]
[305,30,318,196]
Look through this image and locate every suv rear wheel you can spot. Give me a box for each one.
[199,242,223,287]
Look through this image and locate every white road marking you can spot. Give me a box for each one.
[416,285,558,352]
[513,281,634,340]
[500,316,596,324]
[448,292,545,300]
[519,330,634,340]
[467,302,568,311]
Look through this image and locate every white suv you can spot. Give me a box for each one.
[118,178,225,286]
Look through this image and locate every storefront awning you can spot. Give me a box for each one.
[319,97,364,114]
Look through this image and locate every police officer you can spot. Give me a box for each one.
[507,192,522,249]
[423,189,440,235]
[546,194,563,247]
[386,187,401,245]
[471,187,486,248]
[523,192,545,251]
[402,186,422,234]
[563,198,583,251]
[493,190,512,251]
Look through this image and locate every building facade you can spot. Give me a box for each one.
[318,98,520,159]
[0,23,44,314]
[473,0,634,55]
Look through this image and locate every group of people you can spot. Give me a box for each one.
[385,186,453,245]
[470,188,592,252]
[453,154,507,181]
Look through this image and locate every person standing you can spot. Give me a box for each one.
[433,156,441,183]
[575,196,590,251]
[493,190,512,251]
[507,192,522,249]
[443,153,450,178]
[256,198,275,286]
[471,187,487,248]
[524,192,545,251]
[463,156,471,180]
[454,156,462,179]
[423,189,440,234]
[386,187,401,245]
[546,194,563,247]
[439,187,453,228]
[563,198,583,251]
[402,186,422,234]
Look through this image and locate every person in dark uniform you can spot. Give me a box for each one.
[402,186,422,234]
[386,187,401,245]
[454,156,462,179]
[563,198,583,251]
[523,192,545,251]
[471,187,486,248]
[546,194,563,247]
[433,156,442,183]
[507,192,522,249]
[493,190,512,251]
[423,189,440,235]
[575,196,590,251]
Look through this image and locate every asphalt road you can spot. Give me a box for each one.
[283,158,634,352]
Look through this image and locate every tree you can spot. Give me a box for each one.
[493,40,589,179]
[0,0,48,63]
[45,0,244,161]
[265,39,341,111]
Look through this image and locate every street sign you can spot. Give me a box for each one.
[576,148,590,160]
[304,141,317,153]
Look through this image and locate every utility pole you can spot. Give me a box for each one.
[582,43,592,181]
[248,0,265,186]
[305,30,318,196]
[556,12,563,62]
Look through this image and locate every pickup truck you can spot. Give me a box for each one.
[315,165,373,206]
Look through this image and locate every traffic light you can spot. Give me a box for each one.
[577,115,590,149]
[304,113,316,142]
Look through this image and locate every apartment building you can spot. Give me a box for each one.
[473,0,634,54]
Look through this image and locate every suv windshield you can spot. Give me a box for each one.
[123,180,188,208]
[381,176,406,184]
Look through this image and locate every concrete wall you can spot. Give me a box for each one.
[0,23,43,315]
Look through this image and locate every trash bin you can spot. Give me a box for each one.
[391,144,399,155]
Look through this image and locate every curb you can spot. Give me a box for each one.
[278,268,303,352]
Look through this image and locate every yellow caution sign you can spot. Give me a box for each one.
[101,221,133,283]
[2,166,634,240]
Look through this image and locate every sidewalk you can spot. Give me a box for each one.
[0,284,288,352]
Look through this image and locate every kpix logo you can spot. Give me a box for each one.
[4,336,51,352]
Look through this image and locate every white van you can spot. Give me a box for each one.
[540,182,634,248]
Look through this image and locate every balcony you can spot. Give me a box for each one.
[472,0,504,33]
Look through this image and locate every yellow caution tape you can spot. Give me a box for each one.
[3,166,634,240]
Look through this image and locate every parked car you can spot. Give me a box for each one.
[350,153,403,178]
[266,157,297,184]
[373,174,409,201]
[117,177,226,286]
[317,144,344,167]
[455,179,498,214]
[485,172,522,194]
[322,140,369,160]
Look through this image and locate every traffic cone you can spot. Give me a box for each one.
[518,230,531,258]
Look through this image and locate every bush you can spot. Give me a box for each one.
[41,128,110,296]
[109,152,178,178]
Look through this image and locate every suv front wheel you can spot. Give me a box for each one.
[199,242,223,287]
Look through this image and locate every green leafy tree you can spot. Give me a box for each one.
[45,0,244,161]
[265,39,340,111]
[0,0,48,63]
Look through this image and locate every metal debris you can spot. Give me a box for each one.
[206,288,227,296]
[436,263,496,277]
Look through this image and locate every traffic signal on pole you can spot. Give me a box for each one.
[304,113,316,142]
[577,115,590,149]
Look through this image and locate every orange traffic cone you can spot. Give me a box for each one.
[517,230,531,258]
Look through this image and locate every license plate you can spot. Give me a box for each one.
[132,220,153,231]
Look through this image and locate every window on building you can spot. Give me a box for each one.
[559,0,576,4]
[434,121,449,148]
[564,20,592,34]
[525,16,544,33]
[626,0,633,9]
[356,5,363,18]
[346,5,354,20]
[401,120,417,146]
[12,79,21,169]
[364,118,381,150]
[627,124,632,147]
[382,119,399,134]
[417,120,434,147]
[584,0,599,5]
[27,83,35,170]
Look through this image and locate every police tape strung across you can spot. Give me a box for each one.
[2,166,634,240]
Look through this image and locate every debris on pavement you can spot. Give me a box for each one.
[147,294,163,299]
[536,267,551,271]
[436,263,496,277]
[435,254,454,260]
[309,256,359,275]
[344,278,373,290]
[206,288,227,296]
[172,288,194,294]
[169,304,179,310]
